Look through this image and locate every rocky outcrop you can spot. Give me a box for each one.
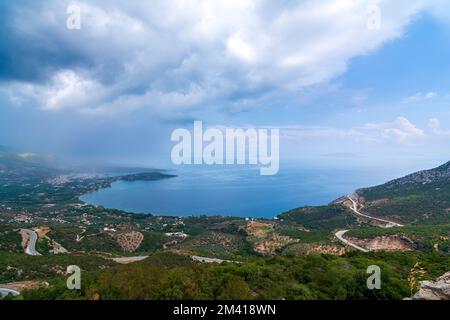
[410,272,450,300]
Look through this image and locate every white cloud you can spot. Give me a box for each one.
[7,70,109,112]
[360,117,425,142]
[429,117,450,136]
[227,31,257,63]
[222,117,425,145]
[1,0,445,117]
[402,92,437,104]
[277,117,425,144]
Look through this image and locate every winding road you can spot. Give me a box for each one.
[21,229,41,256]
[334,195,404,252]
[335,230,369,253]
[346,196,403,228]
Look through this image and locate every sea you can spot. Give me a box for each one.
[79,164,414,219]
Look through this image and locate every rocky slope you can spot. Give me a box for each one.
[410,272,450,300]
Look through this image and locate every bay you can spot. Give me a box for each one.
[80,164,409,218]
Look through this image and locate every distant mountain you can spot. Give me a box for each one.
[0,151,29,170]
[0,150,61,182]
[0,151,52,169]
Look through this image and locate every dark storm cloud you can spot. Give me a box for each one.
[1,0,428,117]
[1,0,447,165]
[0,1,95,83]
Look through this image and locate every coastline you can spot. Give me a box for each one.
[78,171,177,215]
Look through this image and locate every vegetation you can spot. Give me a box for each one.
[0,252,115,283]
[1,150,450,301]
[359,169,450,225]
[0,225,22,253]
[276,205,358,244]
[346,224,450,253]
[279,205,358,230]
[48,227,122,253]
[15,252,450,300]
[173,231,253,260]
[118,172,176,181]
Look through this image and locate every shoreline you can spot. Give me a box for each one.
[78,176,348,221]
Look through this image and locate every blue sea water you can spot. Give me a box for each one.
[80,164,410,218]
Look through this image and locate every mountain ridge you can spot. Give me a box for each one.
[357,160,450,195]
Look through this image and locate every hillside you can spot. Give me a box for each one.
[1,153,449,300]
[9,251,450,300]
[0,151,60,181]
[355,161,450,225]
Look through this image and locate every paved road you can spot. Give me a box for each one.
[334,230,369,253]
[0,288,20,297]
[335,195,404,252]
[110,255,239,265]
[346,196,404,228]
[111,256,148,264]
[191,255,240,264]
[21,229,41,256]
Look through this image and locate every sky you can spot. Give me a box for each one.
[1,0,450,171]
